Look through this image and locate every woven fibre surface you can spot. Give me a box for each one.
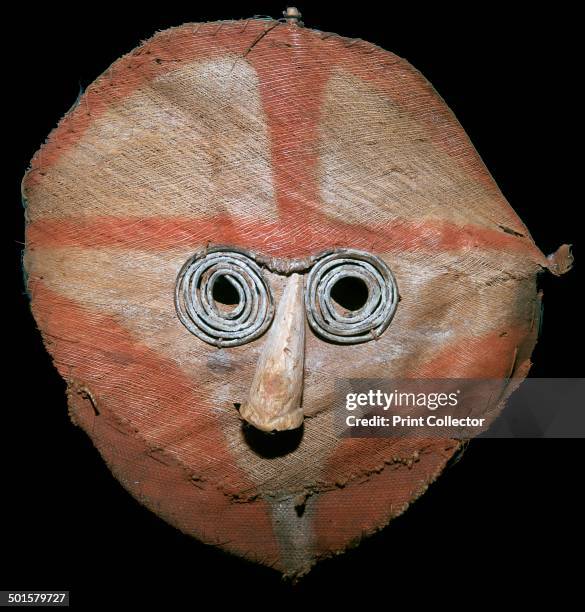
[23,19,552,575]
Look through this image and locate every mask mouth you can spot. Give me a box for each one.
[241,421,304,458]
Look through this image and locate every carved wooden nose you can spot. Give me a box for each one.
[240,273,305,432]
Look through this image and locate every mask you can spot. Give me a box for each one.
[22,16,571,576]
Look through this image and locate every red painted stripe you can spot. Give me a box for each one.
[246,26,332,221]
[319,326,533,485]
[312,439,458,555]
[412,326,532,378]
[26,214,547,262]
[330,38,507,190]
[24,21,273,185]
[313,325,535,551]
[24,21,520,231]
[30,281,280,562]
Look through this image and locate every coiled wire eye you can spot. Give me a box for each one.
[175,248,274,347]
[305,249,398,344]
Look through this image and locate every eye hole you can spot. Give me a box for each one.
[212,275,241,311]
[175,249,274,347]
[330,276,369,314]
[305,250,398,344]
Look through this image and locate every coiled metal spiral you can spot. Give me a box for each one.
[305,249,398,344]
[175,248,274,347]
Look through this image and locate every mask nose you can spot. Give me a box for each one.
[240,273,305,432]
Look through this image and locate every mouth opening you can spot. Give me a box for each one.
[241,422,304,458]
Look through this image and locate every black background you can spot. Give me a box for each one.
[5,1,582,606]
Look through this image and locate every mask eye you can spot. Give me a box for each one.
[175,248,274,347]
[305,249,398,344]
